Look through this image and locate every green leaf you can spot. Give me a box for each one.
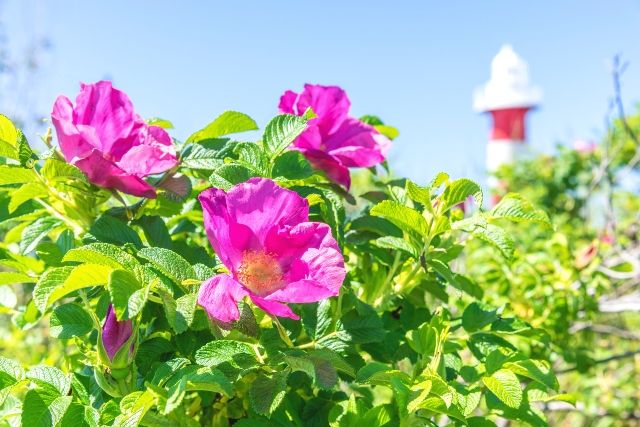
[441,178,483,211]
[42,159,86,182]
[63,243,140,271]
[482,369,523,409]
[180,143,225,170]
[108,270,148,320]
[208,164,252,191]
[262,113,307,158]
[136,216,172,249]
[338,310,384,344]
[33,264,112,312]
[21,390,72,427]
[489,193,551,227]
[195,340,258,369]
[370,200,430,237]
[26,365,71,395]
[167,365,233,397]
[137,247,195,284]
[235,142,269,175]
[33,266,73,312]
[0,356,25,389]
[300,299,332,340]
[374,236,419,258]
[187,111,258,143]
[20,217,61,254]
[0,271,36,285]
[406,180,432,207]
[504,359,558,391]
[248,371,288,416]
[146,117,174,128]
[9,182,46,213]
[112,390,155,427]
[50,303,94,339]
[462,302,498,332]
[0,165,35,185]
[0,114,19,159]
[86,215,143,248]
[16,130,36,167]
[272,150,314,180]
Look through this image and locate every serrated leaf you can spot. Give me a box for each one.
[0,165,36,185]
[112,390,155,427]
[489,193,551,227]
[50,303,94,339]
[86,215,142,248]
[21,390,72,427]
[370,200,430,237]
[441,178,483,211]
[181,143,225,170]
[482,369,522,409]
[34,264,112,312]
[33,266,73,312]
[248,371,288,416]
[209,164,252,190]
[406,180,432,207]
[272,150,314,180]
[195,340,258,369]
[187,111,258,143]
[137,247,195,285]
[108,270,148,321]
[0,271,36,285]
[27,365,71,395]
[374,236,419,258]
[462,302,498,332]
[0,356,24,389]
[9,182,47,213]
[262,113,307,157]
[136,216,172,249]
[504,359,558,391]
[20,217,61,254]
[63,243,140,271]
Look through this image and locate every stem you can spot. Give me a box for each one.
[271,316,294,348]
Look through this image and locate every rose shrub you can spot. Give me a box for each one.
[0,81,571,426]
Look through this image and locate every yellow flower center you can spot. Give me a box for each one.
[237,251,283,296]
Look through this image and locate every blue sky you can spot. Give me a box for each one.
[3,0,640,185]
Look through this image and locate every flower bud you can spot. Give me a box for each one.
[99,305,136,369]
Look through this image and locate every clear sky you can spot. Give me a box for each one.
[2,0,640,185]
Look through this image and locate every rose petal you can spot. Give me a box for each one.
[226,178,309,244]
[298,148,351,188]
[198,275,248,323]
[249,294,299,320]
[74,149,157,198]
[198,188,256,270]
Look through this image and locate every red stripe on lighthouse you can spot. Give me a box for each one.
[489,107,529,141]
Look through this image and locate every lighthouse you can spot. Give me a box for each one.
[473,45,542,191]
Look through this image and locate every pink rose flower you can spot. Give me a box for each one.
[197,178,345,322]
[52,81,178,198]
[279,84,391,188]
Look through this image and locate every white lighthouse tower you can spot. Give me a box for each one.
[473,45,542,192]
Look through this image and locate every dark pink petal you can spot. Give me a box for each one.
[264,222,336,268]
[74,150,157,198]
[102,305,132,361]
[116,126,178,176]
[328,145,386,168]
[324,118,388,167]
[249,294,300,320]
[226,178,309,244]
[298,148,351,188]
[198,188,256,271]
[198,274,248,323]
[51,96,100,161]
[278,90,299,114]
[73,81,137,154]
[280,247,345,297]
[294,84,350,135]
[265,279,339,303]
[291,125,323,151]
